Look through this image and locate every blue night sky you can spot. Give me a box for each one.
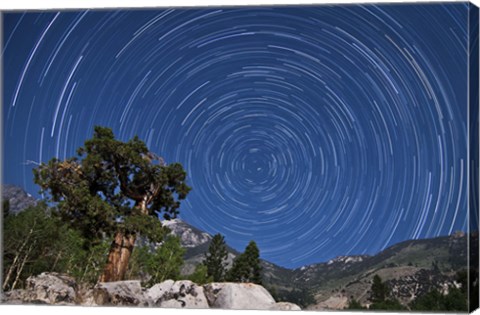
[2,3,473,268]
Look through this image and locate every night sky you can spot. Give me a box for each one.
[2,3,472,268]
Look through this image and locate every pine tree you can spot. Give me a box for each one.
[368,274,406,311]
[227,252,248,282]
[228,240,262,285]
[410,286,468,312]
[244,241,262,284]
[371,274,388,302]
[347,298,364,310]
[204,233,228,282]
[33,126,191,282]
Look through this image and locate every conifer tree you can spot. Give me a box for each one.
[244,241,262,284]
[227,252,248,282]
[204,233,228,282]
[34,126,191,282]
[347,298,364,310]
[371,274,388,302]
[228,240,262,285]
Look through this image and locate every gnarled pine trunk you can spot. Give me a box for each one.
[99,231,136,282]
[99,200,148,282]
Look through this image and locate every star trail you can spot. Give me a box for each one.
[2,3,471,268]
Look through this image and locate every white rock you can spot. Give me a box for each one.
[94,280,147,306]
[269,302,302,311]
[146,279,175,302]
[24,272,77,305]
[78,289,97,306]
[204,282,276,310]
[148,280,209,309]
[160,299,185,308]
[3,289,28,304]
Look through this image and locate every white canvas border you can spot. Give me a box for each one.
[0,1,478,315]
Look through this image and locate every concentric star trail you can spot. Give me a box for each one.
[3,3,471,268]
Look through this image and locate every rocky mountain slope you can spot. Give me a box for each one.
[161,219,212,248]
[159,214,476,310]
[160,217,294,287]
[293,231,476,309]
[2,185,37,215]
[3,184,477,310]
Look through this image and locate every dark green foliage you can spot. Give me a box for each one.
[367,274,407,310]
[443,287,468,311]
[68,237,111,284]
[33,126,191,245]
[409,270,473,312]
[3,204,58,290]
[410,287,467,312]
[186,264,213,285]
[371,274,388,302]
[227,240,262,284]
[3,199,10,218]
[369,298,407,310]
[2,204,109,290]
[46,224,110,284]
[346,298,364,310]
[204,233,228,281]
[227,255,247,282]
[456,268,479,311]
[127,245,149,281]
[128,236,185,286]
[410,289,444,311]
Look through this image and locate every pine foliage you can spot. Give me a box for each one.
[204,233,228,281]
[33,126,191,245]
[228,240,262,285]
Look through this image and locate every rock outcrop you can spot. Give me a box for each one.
[3,289,29,304]
[269,302,302,311]
[147,280,209,308]
[387,269,459,303]
[2,184,37,214]
[93,280,148,306]
[2,272,77,305]
[204,282,276,309]
[2,273,301,310]
[162,219,211,248]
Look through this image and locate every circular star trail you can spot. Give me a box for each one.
[3,3,470,268]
